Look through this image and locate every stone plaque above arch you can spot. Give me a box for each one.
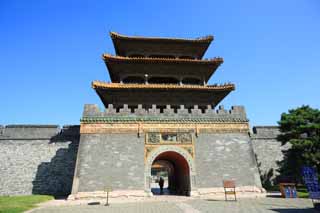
[145,131,193,145]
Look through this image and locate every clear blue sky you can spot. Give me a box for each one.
[1,0,319,127]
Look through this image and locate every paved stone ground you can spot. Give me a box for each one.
[187,198,316,213]
[30,197,316,213]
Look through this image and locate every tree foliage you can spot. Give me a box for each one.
[277,105,320,182]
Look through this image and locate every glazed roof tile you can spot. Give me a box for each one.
[92,81,235,91]
[110,32,214,43]
[102,54,223,64]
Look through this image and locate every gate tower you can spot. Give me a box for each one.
[70,32,264,199]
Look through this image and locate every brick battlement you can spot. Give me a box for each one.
[81,104,248,122]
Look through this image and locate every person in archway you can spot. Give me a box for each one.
[159,176,164,194]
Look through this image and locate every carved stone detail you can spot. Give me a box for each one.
[177,132,192,144]
[147,132,160,144]
[145,147,155,158]
[161,133,177,142]
[184,147,194,157]
[145,131,193,144]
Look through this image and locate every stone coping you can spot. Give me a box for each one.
[0,125,80,140]
[4,125,59,128]
[2,125,79,129]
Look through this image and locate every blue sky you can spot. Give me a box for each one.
[1,0,319,127]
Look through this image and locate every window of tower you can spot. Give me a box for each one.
[149,55,176,59]
[179,56,194,59]
[148,77,179,84]
[128,54,145,58]
[182,77,202,85]
[122,76,145,84]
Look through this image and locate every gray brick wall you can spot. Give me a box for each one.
[0,123,287,196]
[251,126,290,185]
[74,133,145,192]
[0,125,79,196]
[195,133,262,188]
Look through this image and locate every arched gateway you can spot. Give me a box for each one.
[145,145,196,196]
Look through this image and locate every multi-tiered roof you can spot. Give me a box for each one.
[93,32,235,110]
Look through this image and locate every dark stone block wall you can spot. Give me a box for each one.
[195,133,262,188]
[73,133,145,193]
[0,125,80,196]
[251,126,290,185]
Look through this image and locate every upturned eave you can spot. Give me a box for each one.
[92,82,235,108]
[102,54,223,83]
[110,32,214,43]
[110,32,214,59]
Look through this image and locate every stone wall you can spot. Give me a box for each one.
[251,126,290,186]
[195,133,262,188]
[0,122,288,196]
[72,133,145,193]
[0,125,80,196]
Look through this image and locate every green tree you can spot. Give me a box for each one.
[277,105,320,182]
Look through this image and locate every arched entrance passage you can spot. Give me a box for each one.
[145,146,196,196]
[152,151,190,195]
[151,160,173,195]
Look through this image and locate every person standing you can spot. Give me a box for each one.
[159,177,164,194]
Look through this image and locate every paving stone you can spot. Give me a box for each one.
[30,198,316,213]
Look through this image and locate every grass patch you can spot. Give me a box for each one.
[0,195,53,213]
[265,185,280,192]
[265,184,310,198]
[297,186,309,198]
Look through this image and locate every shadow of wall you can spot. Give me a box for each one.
[32,126,79,197]
[251,126,291,189]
